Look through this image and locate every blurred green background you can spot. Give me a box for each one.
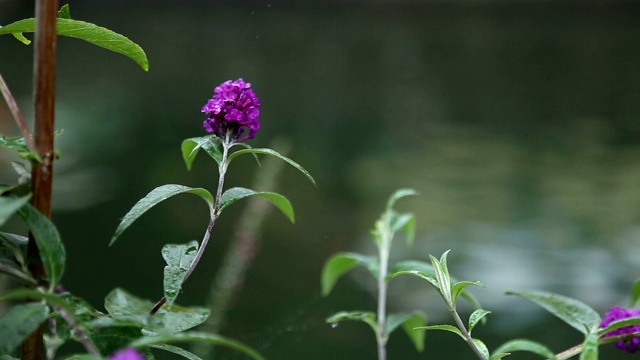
[1,1,640,359]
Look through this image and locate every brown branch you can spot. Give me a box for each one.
[22,0,59,359]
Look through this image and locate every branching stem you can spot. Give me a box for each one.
[451,309,487,360]
[151,133,234,315]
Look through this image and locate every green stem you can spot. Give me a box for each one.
[451,309,486,360]
[375,211,394,360]
[377,245,389,360]
[150,134,233,315]
[192,139,290,358]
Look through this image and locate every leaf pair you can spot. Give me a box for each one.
[326,311,427,352]
[181,135,316,187]
[109,184,296,247]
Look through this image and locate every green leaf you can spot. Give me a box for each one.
[0,232,31,268]
[104,288,209,334]
[162,241,199,307]
[0,195,30,227]
[1,355,21,360]
[110,185,214,246]
[0,302,50,353]
[18,203,66,289]
[390,260,436,275]
[326,311,378,333]
[181,135,222,170]
[387,312,427,352]
[11,161,31,185]
[151,344,202,360]
[0,133,39,161]
[0,232,28,247]
[473,338,490,359]
[0,289,73,311]
[385,188,418,211]
[489,353,511,360]
[430,251,452,305]
[57,292,104,323]
[58,4,71,19]
[468,309,491,334]
[0,18,149,71]
[580,326,599,360]
[227,148,316,186]
[60,355,103,360]
[630,277,640,307]
[87,316,147,329]
[452,280,485,305]
[389,260,440,291]
[219,187,294,222]
[389,211,416,246]
[598,315,640,336]
[414,324,465,340]
[491,339,556,360]
[507,290,600,335]
[129,331,265,360]
[89,326,143,356]
[390,270,440,292]
[390,260,483,310]
[320,252,378,296]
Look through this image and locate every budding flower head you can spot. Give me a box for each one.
[202,78,261,142]
[109,347,145,360]
[600,306,640,353]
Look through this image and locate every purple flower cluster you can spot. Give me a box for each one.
[601,306,640,353]
[202,78,261,142]
[109,347,144,360]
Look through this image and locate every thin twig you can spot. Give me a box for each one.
[0,73,35,150]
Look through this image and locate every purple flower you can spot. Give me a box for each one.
[202,78,261,142]
[600,306,640,353]
[109,347,145,360]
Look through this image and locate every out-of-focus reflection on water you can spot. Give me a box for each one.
[1,1,640,359]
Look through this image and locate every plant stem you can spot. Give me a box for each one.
[23,0,59,359]
[0,73,35,151]
[451,309,487,360]
[150,134,233,315]
[54,304,100,356]
[377,245,389,360]
[375,211,395,360]
[550,331,640,360]
[192,139,290,358]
